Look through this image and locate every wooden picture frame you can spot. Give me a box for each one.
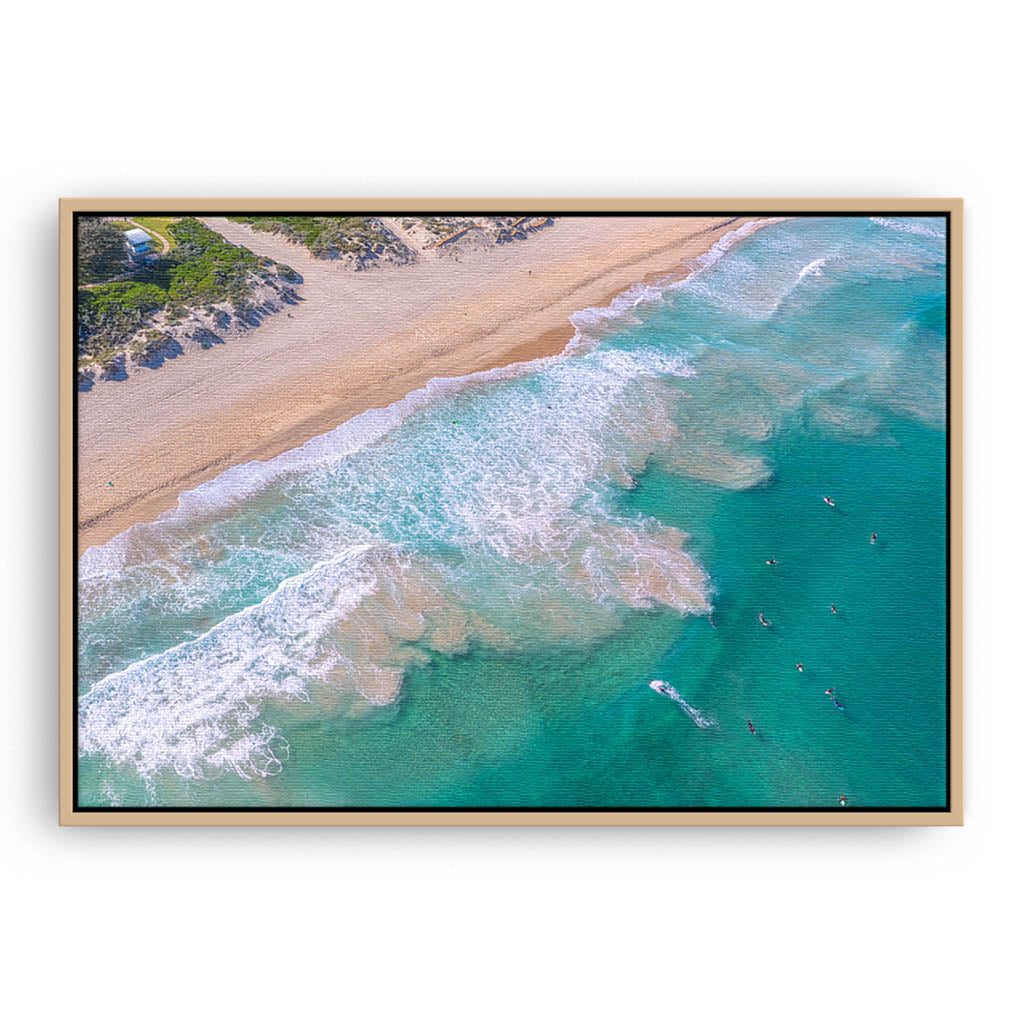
[60,198,963,825]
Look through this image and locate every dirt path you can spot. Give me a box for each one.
[80,269,134,290]
[378,216,426,256]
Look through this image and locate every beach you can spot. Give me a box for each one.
[76,215,949,807]
[78,215,757,552]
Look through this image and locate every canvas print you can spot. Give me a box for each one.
[68,208,954,816]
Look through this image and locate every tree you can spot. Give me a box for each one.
[78,218,128,285]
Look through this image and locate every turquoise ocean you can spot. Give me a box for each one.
[77,216,948,809]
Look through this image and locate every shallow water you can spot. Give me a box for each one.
[78,215,947,808]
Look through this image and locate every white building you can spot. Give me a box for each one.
[124,227,152,260]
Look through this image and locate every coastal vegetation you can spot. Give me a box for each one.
[229,215,554,261]
[78,218,130,285]
[76,212,554,387]
[418,216,473,237]
[78,218,298,378]
[227,216,412,263]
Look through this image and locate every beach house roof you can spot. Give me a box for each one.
[124,228,150,245]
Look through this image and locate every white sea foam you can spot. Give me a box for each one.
[798,257,829,280]
[870,216,946,240]
[562,218,789,349]
[649,680,717,728]
[80,544,380,780]
[692,217,790,272]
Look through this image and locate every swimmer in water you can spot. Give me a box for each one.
[797,663,804,672]
[871,533,878,544]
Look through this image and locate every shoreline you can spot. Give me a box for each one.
[78,215,768,553]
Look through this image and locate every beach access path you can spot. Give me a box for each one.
[78,215,757,552]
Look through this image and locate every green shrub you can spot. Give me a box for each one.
[78,218,130,284]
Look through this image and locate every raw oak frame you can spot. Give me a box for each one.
[59,198,964,826]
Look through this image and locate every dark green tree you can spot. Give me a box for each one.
[78,218,128,285]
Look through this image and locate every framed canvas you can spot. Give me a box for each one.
[59,199,963,825]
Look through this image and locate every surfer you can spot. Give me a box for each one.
[747,719,756,735]
[831,602,838,615]
[708,616,717,629]
[825,687,834,696]
[871,533,878,544]
[838,794,848,807]
[797,663,804,672]
[823,495,836,507]
[758,613,770,627]
[765,558,779,565]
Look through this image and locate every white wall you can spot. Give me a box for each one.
[2,2,1018,1021]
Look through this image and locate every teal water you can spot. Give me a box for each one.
[77,215,948,808]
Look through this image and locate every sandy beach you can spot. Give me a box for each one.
[78,215,758,552]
